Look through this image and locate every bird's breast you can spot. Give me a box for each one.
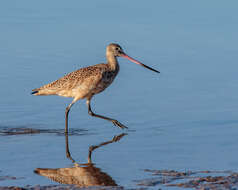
[102,71,117,82]
[91,71,118,94]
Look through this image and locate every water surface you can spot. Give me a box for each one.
[0,1,238,189]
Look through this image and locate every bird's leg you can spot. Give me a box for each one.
[86,98,128,129]
[88,133,127,163]
[65,132,76,163]
[65,101,75,134]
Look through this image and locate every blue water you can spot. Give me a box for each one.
[0,1,238,189]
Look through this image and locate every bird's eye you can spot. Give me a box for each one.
[115,47,120,50]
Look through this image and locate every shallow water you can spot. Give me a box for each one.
[1,1,238,189]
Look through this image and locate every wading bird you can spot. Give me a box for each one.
[32,43,159,133]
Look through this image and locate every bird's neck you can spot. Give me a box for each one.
[106,54,119,71]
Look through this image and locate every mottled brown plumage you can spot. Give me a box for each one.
[32,43,159,132]
[32,63,118,98]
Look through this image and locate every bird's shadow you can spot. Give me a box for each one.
[34,132,127,187]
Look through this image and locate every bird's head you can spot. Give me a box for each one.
[107,43,125,57]
[106,43,160,73]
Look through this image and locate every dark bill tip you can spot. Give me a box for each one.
[121,54,160,73]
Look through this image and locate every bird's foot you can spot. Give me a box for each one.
[112,120,128,129]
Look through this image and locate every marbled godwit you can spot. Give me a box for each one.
[32,43,159,133]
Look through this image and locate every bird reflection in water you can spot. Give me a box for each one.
[34,133,127,187]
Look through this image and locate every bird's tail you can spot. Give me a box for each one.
[31,90,39,95]
[31,87,42,95]
[31,88,58,96]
